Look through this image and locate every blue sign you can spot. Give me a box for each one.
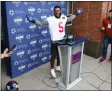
[4,1,68,78]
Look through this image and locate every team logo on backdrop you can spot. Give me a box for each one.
[9,10,14,16]
[42,44,48,50]
[42,56,47,62]
[16,34,24,42]
[39,39,42,44]
[39,39,50,44]
[26,34,31,39]
[37,8,49,13]
[14,17,23,25]
[17,50,25,58]
[9,9,26,16]
[28,7,35,15]
[11,28,26,34]
[27,48,40,54]
[39,53,42,57]
[27,50,31,54]
[41,30,48,36]
[30,39,37,46]
[14,59,29,65]
[28,62,40,68]
[18,65,26,71]
[29,24,36,31]
[31,54,37,60]
[26,34,39,39]
[14,61,19,66]
[28,64,32,68]
[11,28,16,34]
[37,8,41,13]
[41,15,47,20]
[12,1,21,7]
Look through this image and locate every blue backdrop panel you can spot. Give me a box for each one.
[4,1,68,78]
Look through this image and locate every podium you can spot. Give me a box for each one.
[55,37,87,90]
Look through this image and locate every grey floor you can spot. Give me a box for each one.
[1,44,111,90]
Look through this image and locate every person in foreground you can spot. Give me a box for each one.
[26,6,83,78]
[99,9,112,62]
[0,48,12,59]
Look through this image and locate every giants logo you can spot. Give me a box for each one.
[42,56,47,62]
[42,44,48,50]
[28,7,35,15]
[29,24,36,31]
[14,17,23,25]
[41,30,47,36]
[30,40,37,46]
[31,54,37,60]
[15,34,24,42]
[17,50,25,58]
[18,65,25,71]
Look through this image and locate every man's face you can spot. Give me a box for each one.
[109,12,112,19]
[54,8,61,18]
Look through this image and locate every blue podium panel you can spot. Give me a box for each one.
[4,1,68,78]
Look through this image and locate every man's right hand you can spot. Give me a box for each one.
[98,27,105,31]
[26,15,35,23]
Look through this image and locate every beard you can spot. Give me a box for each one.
[54,13,61,18]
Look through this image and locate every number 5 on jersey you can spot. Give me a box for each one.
[59,22,64,33]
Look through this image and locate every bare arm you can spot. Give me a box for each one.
[34,19,48,26]
[67,14,76,22]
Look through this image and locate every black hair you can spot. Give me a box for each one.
[109,9,112,13]
[53,5,61,11]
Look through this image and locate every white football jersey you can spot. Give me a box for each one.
[47,14,67,41]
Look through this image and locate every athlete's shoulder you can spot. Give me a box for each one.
[61,14,67,19]
[47,16,55,20]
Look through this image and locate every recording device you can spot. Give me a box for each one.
[7,45,16,53]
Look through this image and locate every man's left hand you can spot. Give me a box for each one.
[74,8,83,15]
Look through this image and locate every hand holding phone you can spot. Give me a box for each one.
[7,45,16,53]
